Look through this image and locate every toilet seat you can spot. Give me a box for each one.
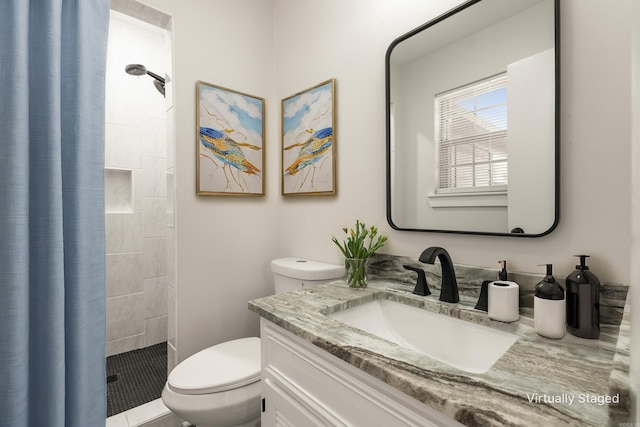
[167,337,261,395]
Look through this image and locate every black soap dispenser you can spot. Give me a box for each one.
[566,255,601,339]
[534,264,565,339]
[498,260,508,281]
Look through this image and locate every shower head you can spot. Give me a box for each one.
[125,63,147,76]
[125,63,166,97]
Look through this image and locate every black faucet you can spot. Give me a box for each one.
[418,247,459,303]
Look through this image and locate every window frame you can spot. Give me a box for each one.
[433,73,509,204]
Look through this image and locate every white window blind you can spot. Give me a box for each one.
[435,74,508,192]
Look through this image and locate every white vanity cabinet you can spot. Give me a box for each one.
[260,318,461,427]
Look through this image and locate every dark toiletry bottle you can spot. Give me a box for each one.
[498,260,508,281]
[566,255,600,339]
[534,264,565,339]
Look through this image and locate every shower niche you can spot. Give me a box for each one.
[105,168,134,213]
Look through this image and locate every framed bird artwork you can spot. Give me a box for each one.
[196,81,265,196]
[281,79,336,196]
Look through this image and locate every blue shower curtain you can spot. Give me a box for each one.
[0,1,110,426]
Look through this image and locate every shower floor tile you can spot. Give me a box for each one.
[107,342,167,417]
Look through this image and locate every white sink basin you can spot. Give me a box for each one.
[328,299,518,374]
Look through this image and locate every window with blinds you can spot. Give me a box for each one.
[435,73,508,193]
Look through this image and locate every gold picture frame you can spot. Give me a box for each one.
[281,79,336,196]
[196,80,265,196]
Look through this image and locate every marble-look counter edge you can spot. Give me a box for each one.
[607,296,632,424]
[249,281,631,427]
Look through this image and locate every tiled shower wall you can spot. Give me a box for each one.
[105,10,171,357]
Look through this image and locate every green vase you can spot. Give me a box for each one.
[345,258,369,288]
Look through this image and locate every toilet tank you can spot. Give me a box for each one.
[271,257,344,294]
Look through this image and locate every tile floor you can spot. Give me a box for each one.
[107,342,167,416]
[106,398,182,427]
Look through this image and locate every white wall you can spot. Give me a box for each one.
[139,0,278,362]
[134,0,633,368]
[274,0,458,264]
[275,0,632,285]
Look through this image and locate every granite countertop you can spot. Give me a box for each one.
[248,280,631,427]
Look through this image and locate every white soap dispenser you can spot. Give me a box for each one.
[534,264,565,339]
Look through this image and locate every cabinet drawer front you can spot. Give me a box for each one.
[263,377,327,427]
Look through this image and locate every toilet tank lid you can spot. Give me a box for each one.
[271,257,344,281]
[167,337,260,395]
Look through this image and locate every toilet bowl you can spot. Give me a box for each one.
[162,258,343,427]
[161,337,261,427]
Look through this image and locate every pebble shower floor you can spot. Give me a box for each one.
[106,342,167,416]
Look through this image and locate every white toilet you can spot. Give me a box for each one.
[161,257,344,427]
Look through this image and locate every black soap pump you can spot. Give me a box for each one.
[566,255,601,339]
[534,264,565,339]
[498,260,508,281]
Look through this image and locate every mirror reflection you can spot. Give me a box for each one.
[386,0,558,236]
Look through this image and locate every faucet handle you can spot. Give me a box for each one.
[403,265,431,296]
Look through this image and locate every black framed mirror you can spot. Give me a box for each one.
[386,0,559,237]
